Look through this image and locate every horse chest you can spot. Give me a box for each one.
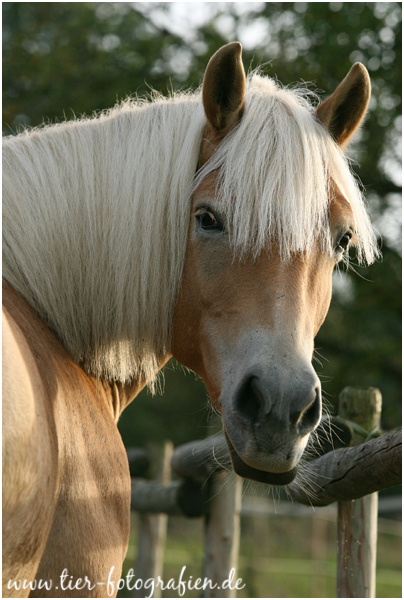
[33,389,131,598]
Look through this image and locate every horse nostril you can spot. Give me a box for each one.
[233,376,263,425]
[296,386,322,435]
[232,373,321,434]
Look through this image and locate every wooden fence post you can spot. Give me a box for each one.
[202,471,243,598]
[133,441,173,598]
[337,387,382,598]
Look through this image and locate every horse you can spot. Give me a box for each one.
[2,42,378,597]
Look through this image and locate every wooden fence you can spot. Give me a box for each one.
[128,388,401,598]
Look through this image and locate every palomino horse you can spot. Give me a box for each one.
[3,43,378,597]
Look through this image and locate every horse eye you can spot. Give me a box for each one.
[196,209,223,231]
[338,232,352,250]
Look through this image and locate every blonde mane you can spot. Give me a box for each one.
[2,74,379,383]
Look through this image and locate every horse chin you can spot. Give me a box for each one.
[224,432,298,485]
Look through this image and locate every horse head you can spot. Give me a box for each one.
[172,43,372,484]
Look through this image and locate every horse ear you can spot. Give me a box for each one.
[315,63,371,147]
[202,42,246,135]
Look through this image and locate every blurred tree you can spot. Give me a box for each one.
[2,2,401,439]
[2,2,190,129]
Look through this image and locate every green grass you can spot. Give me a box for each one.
[119,510,401,598]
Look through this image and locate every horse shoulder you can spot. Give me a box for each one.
[2,302,59,595]
[2,284,131,597]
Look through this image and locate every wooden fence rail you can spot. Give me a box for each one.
[128,388,402,598]
[131,430,401,513]
[287,429,401,506]
[131,477,207,517]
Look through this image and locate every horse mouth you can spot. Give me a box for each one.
[224,432,298,485]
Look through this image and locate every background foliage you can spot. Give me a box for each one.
[3,2,401,444]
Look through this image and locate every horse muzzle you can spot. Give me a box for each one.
[220,364,322,484]
[224,432,298,484]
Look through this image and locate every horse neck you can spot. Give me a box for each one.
[2,97,205,385]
